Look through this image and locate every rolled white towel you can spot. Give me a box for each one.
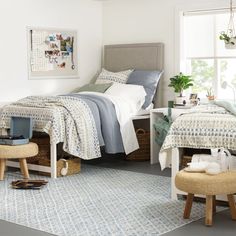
[187,161,209,172]
[205,162,222,175]
[192,154,213,163]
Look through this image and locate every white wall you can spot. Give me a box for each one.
[103,0,228,106]
[0,0,103,103]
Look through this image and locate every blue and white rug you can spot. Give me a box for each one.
[0,166,221,236]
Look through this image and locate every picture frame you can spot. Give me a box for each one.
[27,27,78,80]
[189,93,198,100]
[189,93,199,105]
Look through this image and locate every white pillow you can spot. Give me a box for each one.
[96,68,133,84]
[105,83,146,111]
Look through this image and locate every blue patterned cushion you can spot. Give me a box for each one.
[127,70,163,109]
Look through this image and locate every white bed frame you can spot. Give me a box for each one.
[150,109,229,201]
[6,42,165,179]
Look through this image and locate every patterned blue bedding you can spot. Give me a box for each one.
[68,93,124,154]
[0,93,124,159]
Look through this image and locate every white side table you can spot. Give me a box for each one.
[132,114,150,121]
[150,107,191,164]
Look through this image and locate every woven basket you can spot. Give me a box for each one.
[38,158,81,177]
[181,156,192,169]
[126,129,150,161]
[27,136,50,164]
[9,134,81,177]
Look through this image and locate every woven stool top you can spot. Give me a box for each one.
[175,170,236,195]
[0,142,38,159]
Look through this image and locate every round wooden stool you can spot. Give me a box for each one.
[0,142,38,180]
[175,170,236,226]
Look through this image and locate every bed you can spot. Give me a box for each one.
[159,103,236,200]
[0,43,164,178]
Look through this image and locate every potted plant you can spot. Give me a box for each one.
[219,31,236,49]
[206,88,215,101]
[168,72,193,105]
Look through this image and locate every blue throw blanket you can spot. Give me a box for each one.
[68,94,124,154]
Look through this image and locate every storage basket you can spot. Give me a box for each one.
[38,158,81,177]
[126,129,150,161]
[181,155,192,169]
[27,136,50,164]
[28,135,81,177]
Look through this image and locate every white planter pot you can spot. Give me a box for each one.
[225,38,236,49]
[175,96,186,105]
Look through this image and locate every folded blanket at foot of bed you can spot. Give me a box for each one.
[0,93,138,159]
[0,96,101,160]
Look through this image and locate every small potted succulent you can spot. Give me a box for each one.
[219,31,236,49]
[206,88,215,101]
[168,72,193,105]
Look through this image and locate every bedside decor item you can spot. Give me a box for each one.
[168,100,174,108]
[206,88,215,101]
[168,72,193,105]
[189,93,199,106]
[219,0,236,49]
[27,27,78,79]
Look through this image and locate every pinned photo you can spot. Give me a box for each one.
[58,62,66,68]
[49,41,60,49]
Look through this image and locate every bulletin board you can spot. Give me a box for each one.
[27,27,78,79]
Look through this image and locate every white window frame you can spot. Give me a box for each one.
[174,0,234,74]
[183,13,236,99]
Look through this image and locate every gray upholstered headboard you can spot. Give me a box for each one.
[103,43,164,108]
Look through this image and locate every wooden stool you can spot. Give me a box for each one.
[0,142,38,180]
[175,170,236,226]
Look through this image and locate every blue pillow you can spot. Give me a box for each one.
[127,70,163,109]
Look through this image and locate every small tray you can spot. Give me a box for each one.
[0,138,29,145]
[11,180,48,189]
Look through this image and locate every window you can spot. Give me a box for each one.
[183,12,236,100]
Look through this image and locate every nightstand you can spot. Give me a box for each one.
[150,107,191,164]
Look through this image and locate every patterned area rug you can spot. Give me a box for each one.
[0,166,221,236]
